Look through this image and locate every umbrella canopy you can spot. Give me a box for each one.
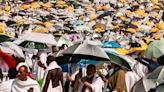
[147,66,164,80]
[107,52,132,71]
[74,25,92,32]
[0,34,14,43]
[79,59,99,64]
[56,36,73,47]
[102,41,121,48]
[131,78,156,92]
[156,83,164,92]
[19,41,49,50]
[18,32,57,45]
[1,42,24,58]
[0,45,16,55]
[62,42,110,61]
[0,50,16,69]
[144,39,164,59]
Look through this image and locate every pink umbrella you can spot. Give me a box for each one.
[0,50,16,69]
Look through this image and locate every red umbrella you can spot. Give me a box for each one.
[0,50,16,68]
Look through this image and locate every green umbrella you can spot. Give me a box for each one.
[144,39,164,59]
[19,41,49,50]
[147,66,164,79]
[107,53,132,71]
[0,35,13,43]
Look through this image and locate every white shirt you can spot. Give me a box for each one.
[81,74,104,92]
[0,79,14,92]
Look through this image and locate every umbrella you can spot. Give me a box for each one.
[131,78,156,92]
[1,42,25,58]
[147,66,164,80]
[156,83,164,92]
[144,39,164,59]
[56,36,73,47]
[0,50,16,69]
[79,59,99,64]
[0,45,16,55]
[0,34,14,43]
[18,32,57,45]
[102,41,121,48]
[92,23,105,31]
[107,52,132,71]
[74,25,92,32]
[62,42,110,61]
[84,40,103,46]
[19,41,49,50]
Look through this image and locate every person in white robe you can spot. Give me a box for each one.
[41,55,63,92]
[11,65,40,92]
[77,64,104,92]
[0,68,17,92]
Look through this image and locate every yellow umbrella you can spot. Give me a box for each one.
[132,21,140,26]
[114,48,135,55]
[120,16,128,21]
[137,28,145,32]
[102,4,110,10]
[155,14,161,19]
[43,22,54,27]
[143,20,152,26]
[56,0,67,7]
[89,15,97,21]
[92,23,105,30]
[131,1,139,6]
[152,5,160,9]
[13,19,25,24]
[133,43,148,51]
[20,4,31,10]
[119,0,127,3]
[113,25,119,29]
[0,33,14,38]
[126,28,136,33]
[126,11,133,16]
[152,34,161,40]
[135,9,145,17]
[156,23,164,30]
[66,6,74,12]
[31,2,41,9]
[0,26,5,33]
[32,27,48,33]
[43,2,53,8]
[94,28,105,32]
[151,0,158,3]
[144,38,153,44]
[5,6,10,11]
[0,10,5,14]
[150,27,159,33]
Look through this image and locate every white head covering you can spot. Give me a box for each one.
[16,62,30,72]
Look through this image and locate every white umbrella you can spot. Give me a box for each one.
[0,45,16,55]
[84,40,103,46]
[18,32,57,45]
[1,42,25,58]
[74,25,92,32]
[57,36,73,47]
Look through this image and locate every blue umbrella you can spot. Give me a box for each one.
[79,59,99,64]
[102,41,121,48]
[73,20,85,27]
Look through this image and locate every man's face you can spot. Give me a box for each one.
[17,67,27,81]
[52,47,58,52]
[87,70,95,78]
